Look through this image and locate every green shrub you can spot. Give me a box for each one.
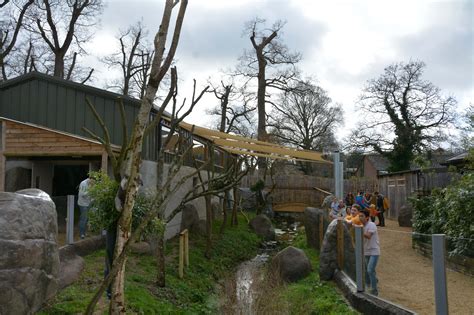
[411,169,474,257]
[87,171,163,237]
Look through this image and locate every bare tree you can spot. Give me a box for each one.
[350,60,457,172]
[236,18,301,169]
[0,0,34,80]
[268,80,342,152]
[207,77,256,135]
[80,1,192,313]
[102,21,154,98]
[24,0,102,80]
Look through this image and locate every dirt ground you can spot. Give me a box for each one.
[377,219,474,315]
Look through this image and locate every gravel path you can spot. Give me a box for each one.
[377,219,474,315]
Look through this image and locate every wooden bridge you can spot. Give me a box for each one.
[273,202,310,213]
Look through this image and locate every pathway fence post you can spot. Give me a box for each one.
[66,195,75,245]
[179,229,189,278]
[354,226,364,292]
[432,234,449,315]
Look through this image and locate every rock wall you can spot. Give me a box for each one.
[0,189,60,314]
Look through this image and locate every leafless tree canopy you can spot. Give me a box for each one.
[268,79,342,152]
[21,0,102,80]
[207,76,256,136]
[102,21,154,99]
[0,0,34,80]
[349,60,457,171]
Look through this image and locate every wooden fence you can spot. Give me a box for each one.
[241,174,378,207]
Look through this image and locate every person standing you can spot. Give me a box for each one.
[359,209,380,296]
[78,175,92,239]
[355,191,369,209]
[374,191,385,227]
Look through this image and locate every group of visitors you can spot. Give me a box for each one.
[324,190,389,296]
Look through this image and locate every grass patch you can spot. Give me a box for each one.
[40,215,260,314]
[254,231,358,315]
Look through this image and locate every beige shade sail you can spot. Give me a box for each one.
[176,120,330,163]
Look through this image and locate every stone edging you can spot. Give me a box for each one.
[333,270,417,315]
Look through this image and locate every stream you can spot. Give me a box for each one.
[229,214,303,314]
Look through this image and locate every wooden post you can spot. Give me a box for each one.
[179,232,184,279]
[184,229,189,267]
[337,219,344,269]
[319,215,324,250]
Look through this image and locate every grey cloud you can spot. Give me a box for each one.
[178,0,327,66]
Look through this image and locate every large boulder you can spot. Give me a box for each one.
[0,189,60,314]
[398,204,413,227]
[304,207,329,250]
[319,219,356,281]
[211,201,222,220]
[180,204,200,233]
[249,214,275,241]
[238,188,257,210]
[271,246,312,282]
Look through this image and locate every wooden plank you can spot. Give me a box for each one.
[4,150,103,157]
[273,202,308,213]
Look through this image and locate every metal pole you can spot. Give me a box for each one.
[432,234,449,315]
[355,226,364,292]
[339,161,344,201]
[66,195,75,245]
[334,151,341,199]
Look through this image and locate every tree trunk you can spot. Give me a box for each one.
[205,194,212,259]
[256,51,267,170]
[53,52,65,78]
[220,190,228,234]
[149,231,166,287]
[231,186,238,226]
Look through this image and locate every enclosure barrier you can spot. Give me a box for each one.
[66,195,75,245]
[179,229,189,279]
[432,234,448,315]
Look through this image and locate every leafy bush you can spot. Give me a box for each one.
[88,171,163,237]
[411,170,474,257]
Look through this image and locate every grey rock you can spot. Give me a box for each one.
[130,241,151,255]
[238,188,257,210]
[319,219,356,281]
[304,207,329,250]
[197,219,207,236]
[249,214,275,241]
[271,246,312,282]
[398,204,413,227]
[0,189,59,314]
[180,204,199,233]
[211,201,222,220]
[59,254,84,289]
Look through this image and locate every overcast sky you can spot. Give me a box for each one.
[85,0,473,141]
